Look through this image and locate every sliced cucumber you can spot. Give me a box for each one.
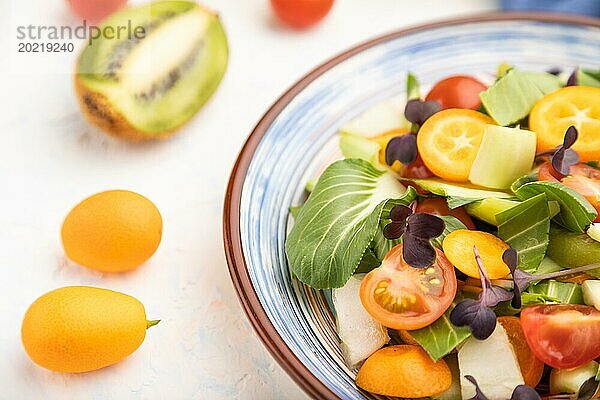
[458,323,524,399]
[469,125,537,189]
[332,275,389,368]
[465,198,520,225]
[338,132,385,170]
[339,100,409,138]
[583,280,600,311]
[550,360,599,394]
[408,178,514,208]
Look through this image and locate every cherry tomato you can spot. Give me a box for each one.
[416,198,476,230]
[359,244,457,330]
[425,75,487,110]
[401,154,435,179]
[67,0,127,22]
[520,305,600,369]
[538,162,600,222]
[270,0,334,29]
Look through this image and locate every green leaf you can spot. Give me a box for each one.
[577,69,600,88]
[371,186,418,260]
[408,178,514,209]
[354,248,381,274]
[497,193,550,273]
[513,181,597,232]
[480,69,562,126]
[528,280,584,305]
[409,305,472,361]
[407,72,421,100]
[496,193,550,272]
[289,205,303,220]
[286,159,412,289]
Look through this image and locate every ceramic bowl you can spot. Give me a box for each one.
[224,14,600,400]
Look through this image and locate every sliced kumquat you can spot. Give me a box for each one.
[417,109,494,182]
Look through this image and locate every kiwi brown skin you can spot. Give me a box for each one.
[74,75,179,141]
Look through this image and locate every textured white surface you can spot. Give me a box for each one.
[0,0,496,399]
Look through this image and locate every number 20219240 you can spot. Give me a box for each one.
[18,42,75,53]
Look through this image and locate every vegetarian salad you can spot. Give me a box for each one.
[285,66,600,399]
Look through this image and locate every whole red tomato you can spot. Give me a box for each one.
[425,75,487,110]
[67,0,127,23]
[270,0,334,29]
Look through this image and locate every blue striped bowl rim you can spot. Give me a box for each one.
[224,13,600,400]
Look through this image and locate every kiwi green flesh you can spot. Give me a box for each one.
[77,1,228,135]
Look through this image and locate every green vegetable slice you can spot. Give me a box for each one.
[528,280,584,305]
[408,305,471,361]
[577,69,600,88]
[338,131,385,171]
[480,69,562,126]
[512,180,597,232]
[408,178,514,209]
[497,193,550,273]
[286,159,413,289]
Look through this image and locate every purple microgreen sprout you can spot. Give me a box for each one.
[567,68,578,86]
[535,126,579,176]
[551,126,579,175]
[404,98,441,128]
[546,67,562,76]
[465,375,489,400]
[385,133,418,166]
[382,204,445,269]
[503,248,600,309]
[450,246,512,340]
[510,385,542,400]
[578,377,600,400]
[465,376,541,400]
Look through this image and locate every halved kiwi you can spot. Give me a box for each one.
[75,1,228,140]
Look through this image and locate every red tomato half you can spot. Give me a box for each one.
[520,305,600,369]
[416,198,476,230]
[359,244,457,330]
[425,75,487,110]
[270,0,334,29]
[538,162,600,222]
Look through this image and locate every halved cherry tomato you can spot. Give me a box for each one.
[520,304,600,369]
[359,244,457,330]
[530,86,600,161]
[538,162,600,222]
[425,75,487,110]
[270,0,334,29]
[498,316,545,388]
[416,198,476,229]
[416,109,494,182]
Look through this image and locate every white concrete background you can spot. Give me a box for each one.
[0,0,496,399]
